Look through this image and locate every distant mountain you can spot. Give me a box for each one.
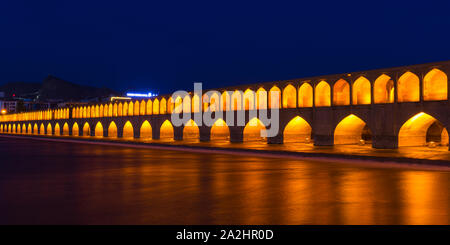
[0,75,119,102]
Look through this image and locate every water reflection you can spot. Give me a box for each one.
[0,137,448,224]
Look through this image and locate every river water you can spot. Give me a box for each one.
[0,137,448,224]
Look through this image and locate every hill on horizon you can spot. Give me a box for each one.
[0,75,120,102]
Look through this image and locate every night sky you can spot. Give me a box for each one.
[1,1,450,94]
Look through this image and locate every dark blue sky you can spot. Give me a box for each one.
[1,1,449,94]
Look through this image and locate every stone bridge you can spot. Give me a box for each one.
[1,61,449,150]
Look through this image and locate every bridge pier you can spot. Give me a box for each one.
[229,126,244,143]
[199,126,211,142]
[174,126,183,141]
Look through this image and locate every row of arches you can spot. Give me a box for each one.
[2,69,447,123]
[1,113,447,147]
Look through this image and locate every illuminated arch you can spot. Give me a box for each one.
[243,118,267,142]
[374,74,394,103]
[63,123,69,135]
[99,105,104,117]
[123,102,129,116]
[442,128,449,146]
[140,121,152,139]
[298,83,313,107]
[134,101,140,115]
[12,124,16,133]
[54,123,61,136]
[21,124,25,133]
[91,106,95,118]
[183,119,200,140]
[103,104,108,117]
[108,121,118,138]
[94,122,103,137]
[333,79,350,105]
[128,101,135,116]
[202,94,210,112]
[46,123,52,135]
[211,118,230,141]
[123,121,134,138]
[243,89,255,110]
[153,99,159,114]
[183,95,191,113]
[423,69,448,101]
[282,85,296,108]
[167,97,174,113]
[256,88,267,110]
[95,105,100,117]
[283,116,312,143]
[220,92,230,111]
[269,86,281,109]
[210,92,220,112]
[397,72,419,102]
[230,91,241,111]
[83,122,90,136]
[27,124,32,134]
[34,123,39,135]
[160,98,167,114]
[118,103,123,116]
[315,81,331,106]
[334,114,371,145]
[398,112,448,147]
[146,99,152,115]
[192,94,201,113]
[112,103,117,117]
[174,96,183,113]
[140,100,146,115]
[352,77,371,105]
[160,120,174,140]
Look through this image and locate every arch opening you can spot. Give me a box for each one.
[160,120,174,140]
[243,118,267,142]
[123,121,134,138]
[63,123,69,135]
[108,122,118,138]
[282,85,296,108]
[374,74,394,103]
[397,72,420,102]
[298,83,313,107]
[334,114,372,145]
[399,112,448,147]
[83,123,90,136]
[333,79,350,105]
[352,77,371,105]
[183,119,200,140]
[95,122,104,137]
[315,81,331,106]
[54,123,61,136]
[423,69,448,101]
[140,121,152,139]
[283,116,312,143]
[211,119,230,141]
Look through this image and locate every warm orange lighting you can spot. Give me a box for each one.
[298,83,313,107]
[283,116,312,143]
[183,119,199,139]
[315,81,331,106]
[397,72,419,102]
[95,122,104,137]
[333,79,350,106]
[211,119,230,141]
[398,112,441,147]
[1,109,6,114]
[160,120,174,139]
[282,85,296,108]
[423,68,448,101]
[108,121,118,138]
[140,121,152,139]
[243,118,266,142]
[334,114,369,145]
[374,74,394,103]
[352,77,371,105]
[123,121,134,138]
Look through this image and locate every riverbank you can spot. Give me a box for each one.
[1,133,449,171]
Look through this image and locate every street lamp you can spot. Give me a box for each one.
[1,109,6,115]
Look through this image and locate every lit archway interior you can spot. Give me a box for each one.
[352,77,371,105]
[63,123,69,135]
[243,118,267,142]
[160,120,174,140]
[333,79,350,105]
[46,123,52,135]
[34,124,39,135]
[398,112,448,147]
[298,83,313,107]
[423,69,448,101]
[211,119,230,141]
[269,86,281,109]
[54,123,61,136]
[183,119,200,140]
[315,81,331,106]
[283,116,312,143]
[83,123,90,136]
[95,122,103,137]
[243,89,255,110]
[39,124,44,135]
[123,121,134,138]
[140,121,152,139]
[397,72,419,102]
[282,85,296,108]
[108,122,118,138]
[334,114,371,145]
[27,124,32,134]
[374,74,394,103]
[256,88,267,110]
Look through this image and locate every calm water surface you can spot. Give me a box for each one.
[0,137,448,224]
